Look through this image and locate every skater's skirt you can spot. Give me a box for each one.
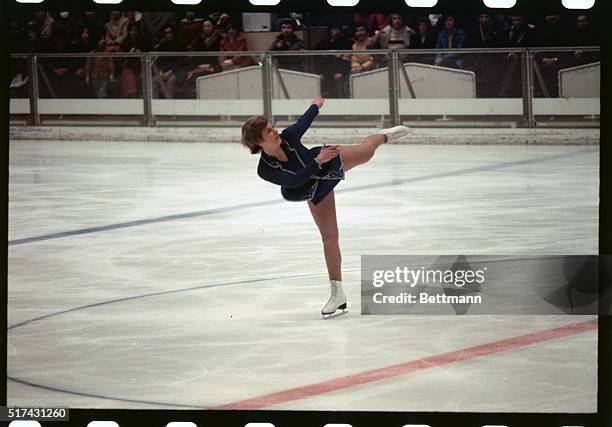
[281,146,345,205]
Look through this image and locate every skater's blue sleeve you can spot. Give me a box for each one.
[257,157,320,188]
[281,104,319,142]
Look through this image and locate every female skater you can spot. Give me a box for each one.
[241,98,410,318]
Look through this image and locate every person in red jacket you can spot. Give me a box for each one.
[218,22,254,71]
[241,98,411,319]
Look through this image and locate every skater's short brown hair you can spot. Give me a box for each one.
[241,115,269,154]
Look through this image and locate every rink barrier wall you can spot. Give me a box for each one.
[9,126,599,145]
[9,47,601,128]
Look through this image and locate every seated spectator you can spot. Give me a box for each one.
[76,26,97,53]
[153,24,187,99]
[54,11,81,44]
[354,14,388,37]
[498,15,534,97]
[84,37,116,98]
[78,11,106,43]
[465,13,501,97]
[570,15,600,65]
[105,11,129,47]
[177,11,203,49]
[213,12,232,38]
[73,26,98,98]
[535,15,570,97]
[466,13,500,48]
[121,22,151,98]
[434,15,466,68]
[270,18,305,71]
[351,23,375,74]
[572,15,599,46]
[188,17,222,79]
[40,27,78,98]
[369,14,415,50]
[34,10,55,40]
[218,22,255,71]
[21,24,44,53]
[141,12,176,49]
[315,24,352,98]
[410,16,437,49]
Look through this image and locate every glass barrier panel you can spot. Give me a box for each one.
[150,52,264,124]
[398,50,524,126]
[532,48,600,125]
[270,51,391,126]
[9,57,30,120]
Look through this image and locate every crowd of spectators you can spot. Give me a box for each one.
[9,11,601,100]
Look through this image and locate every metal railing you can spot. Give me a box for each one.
[9,46,600,127]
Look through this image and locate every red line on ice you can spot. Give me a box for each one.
[216,320,597,410]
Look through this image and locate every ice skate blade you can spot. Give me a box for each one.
[322,309,348,320]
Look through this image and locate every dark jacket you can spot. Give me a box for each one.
[257,105,344,204]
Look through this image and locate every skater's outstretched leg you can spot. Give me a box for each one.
[338,126,411,172]
[337,134,385,172]
[308,191,347,318]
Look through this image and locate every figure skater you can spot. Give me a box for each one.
[241,98,410,319]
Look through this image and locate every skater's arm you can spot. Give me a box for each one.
[258,158,321,188]
[282,103,320,141]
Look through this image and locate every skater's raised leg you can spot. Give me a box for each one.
[338,126,411,172]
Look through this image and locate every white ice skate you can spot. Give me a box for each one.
[377,125,412,143]
[322,280,348,320]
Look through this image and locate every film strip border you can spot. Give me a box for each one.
[4,0,607,13]
[2,0,610,426]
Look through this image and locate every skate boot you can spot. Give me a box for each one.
[322,280,348,319]
[377,125,412,143]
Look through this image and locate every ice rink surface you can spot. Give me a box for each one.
[8,139,599,412]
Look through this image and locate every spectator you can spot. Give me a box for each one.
[121,22,151,98]
[315,24,352,98]
[76,27,97,53]
[40,27,79,98]
[18,24,44,53]
[354,14,388,37]
[434,15,466,68]
[533,15,573,97]
[141,12,176,49]
[572,15,598,46]
[369,14,415,50]
[570,15,600,65]
[351,24,374,74]
[410,16,437,49]
[498,15,534,97]
[84,36,116,98]
[465,13,501,97]
[34,10,55,40]
[467,13,500,48]
[9,18,26,53]
[218,22,255,71]
[74,26,98,98]
[536,15,567,47]
[78,11,106,42]
[54,11,80,44]
[501,14,534,48]
[177,11,203,49]
[153,24,187,99]
[213,12,232,38]
[270,18,305,71]
[105,11,129,47]
[351,23,375,74]
[188,17,222,79]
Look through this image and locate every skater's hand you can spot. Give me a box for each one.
[311,97,325,109]
[315,145,338,164]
